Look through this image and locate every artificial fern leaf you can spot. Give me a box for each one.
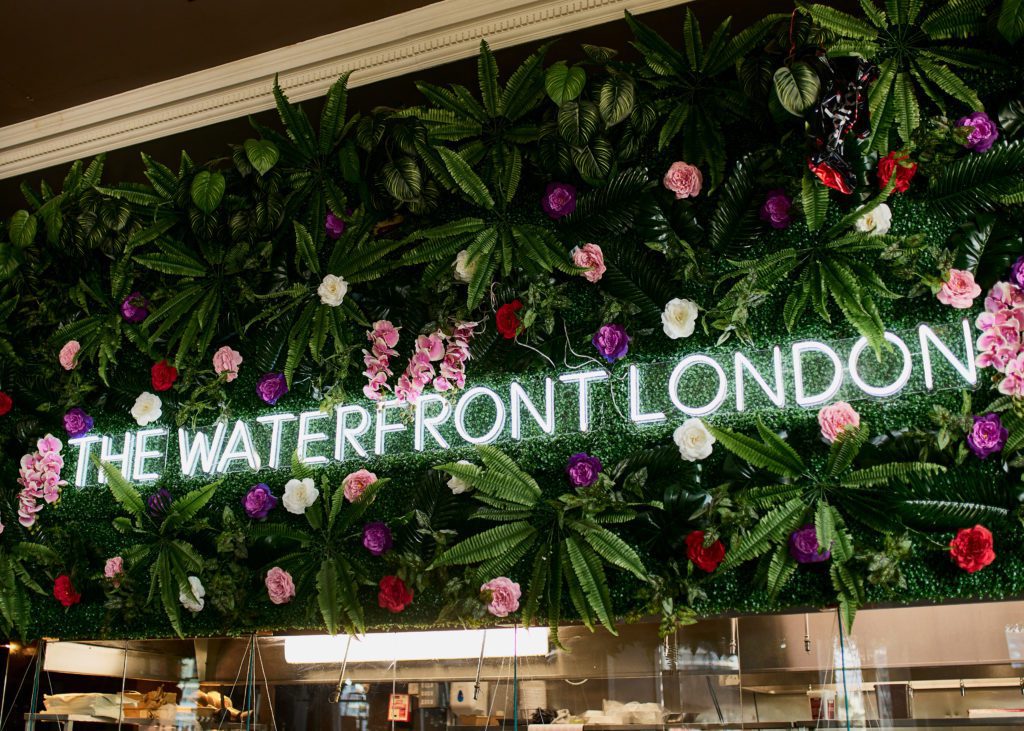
[707,423,804,478]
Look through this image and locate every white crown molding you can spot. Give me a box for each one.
[0,0,690,180]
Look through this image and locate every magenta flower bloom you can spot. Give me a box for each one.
[62,408,94,439]
[592,323,630,363]
[957,111,999,153]
[759,189,792,229]
[256,372,288,405]
[147,488,172,519]
[789,525,830,564]
[120,291,150,324]
[326,212,346,240]
[362,522,393,556]
[1010,257,1024,289]
[242,483,278,519]
[967,413,1008,460]
[541,182,576,219]
[566,453,602,488]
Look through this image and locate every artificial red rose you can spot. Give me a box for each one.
[495,300,524,340]
[0,391,11,416]
[950,524,996,574]
[685,530,726,573]
[53,574,82,607]
[808,159,853,195]
[377,575,414,613]
[877,151,917,193]
[150,360,178,392]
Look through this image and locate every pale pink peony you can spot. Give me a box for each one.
[818,402,861,443]
[343,469,378,503]
[663,162,703,199]
[480,576,522,617]
[59,341,81,371]
[265,566,296,605]
[572,243,607,283]
[104,556,124,587]
[937,269,982,310]
[213,346,243,382]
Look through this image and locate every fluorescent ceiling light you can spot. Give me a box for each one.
[284,627,548,664]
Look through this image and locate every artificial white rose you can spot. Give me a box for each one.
[673,418,716,462]
[446,460,474,495]
[661,298,699,339]
[853,203,892,236]
[282,477,320,514]
[179,575,205,613]
[454,250,477,284]
[131,392,163,426]
[317,274,349,307]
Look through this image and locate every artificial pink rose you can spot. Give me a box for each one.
[265,566,296,605]
[480,576,522,617]
[937,269,982,310]
[572,243,607,283]
[818,402,861,443]
[662,162,703,199]
[343,469,378,503]
[104,556,124,587]
[212,346,243,382]
[59,341,81,371]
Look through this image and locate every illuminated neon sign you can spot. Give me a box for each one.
[67,320,977,486]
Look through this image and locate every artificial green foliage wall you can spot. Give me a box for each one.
[1,0,1024,641]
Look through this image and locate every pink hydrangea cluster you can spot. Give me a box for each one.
[16,434,67,528]
[395,332,445,404]
[433,321,477,393]
[976,281,1024,397]
[362,320,401,401]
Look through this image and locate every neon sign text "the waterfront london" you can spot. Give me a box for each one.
[67,321,977,486]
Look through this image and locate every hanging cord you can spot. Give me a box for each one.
[218,638,252,731]
[836,612,851,731]
[390,658,398,731]
[116,639,129,730]
[0,646,11,729]
[512,624,519,731]
[482,654,507,731]
[473,631,487,701]
[26,639,46,731]
[0,646,36,729]
[329,636,354,704]
[254,637,278,731]
[44,669,65,731]
[246,634,256,731]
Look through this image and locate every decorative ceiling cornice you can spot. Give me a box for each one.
[0,0,690,180]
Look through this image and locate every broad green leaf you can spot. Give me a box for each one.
[8,211,36,247]
[244,138,280,175]
[545,62,587,105]
[190,170,226,213]
[599,75,635,126]
[773,63,821,115]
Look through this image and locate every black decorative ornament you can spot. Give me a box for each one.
[808,57,879,194]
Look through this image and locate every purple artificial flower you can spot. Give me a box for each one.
[967,413,1008,460]
[957,111,1000,153]
[242,483,278,519]
[62,407,94,439]
[326,212,346,240]
[566,452,603,488]
[120,291,150,324]
[362,521,393,556]
[1010,257,1024,290]
[789,525,830,564]
[592,323,630,364]
[759,189,792,229]
[541,182,576,220]
[148,488,172,519]
[256,372,288,405]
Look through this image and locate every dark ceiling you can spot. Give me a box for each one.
[0,0,832,210]
[0,0,438,127]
